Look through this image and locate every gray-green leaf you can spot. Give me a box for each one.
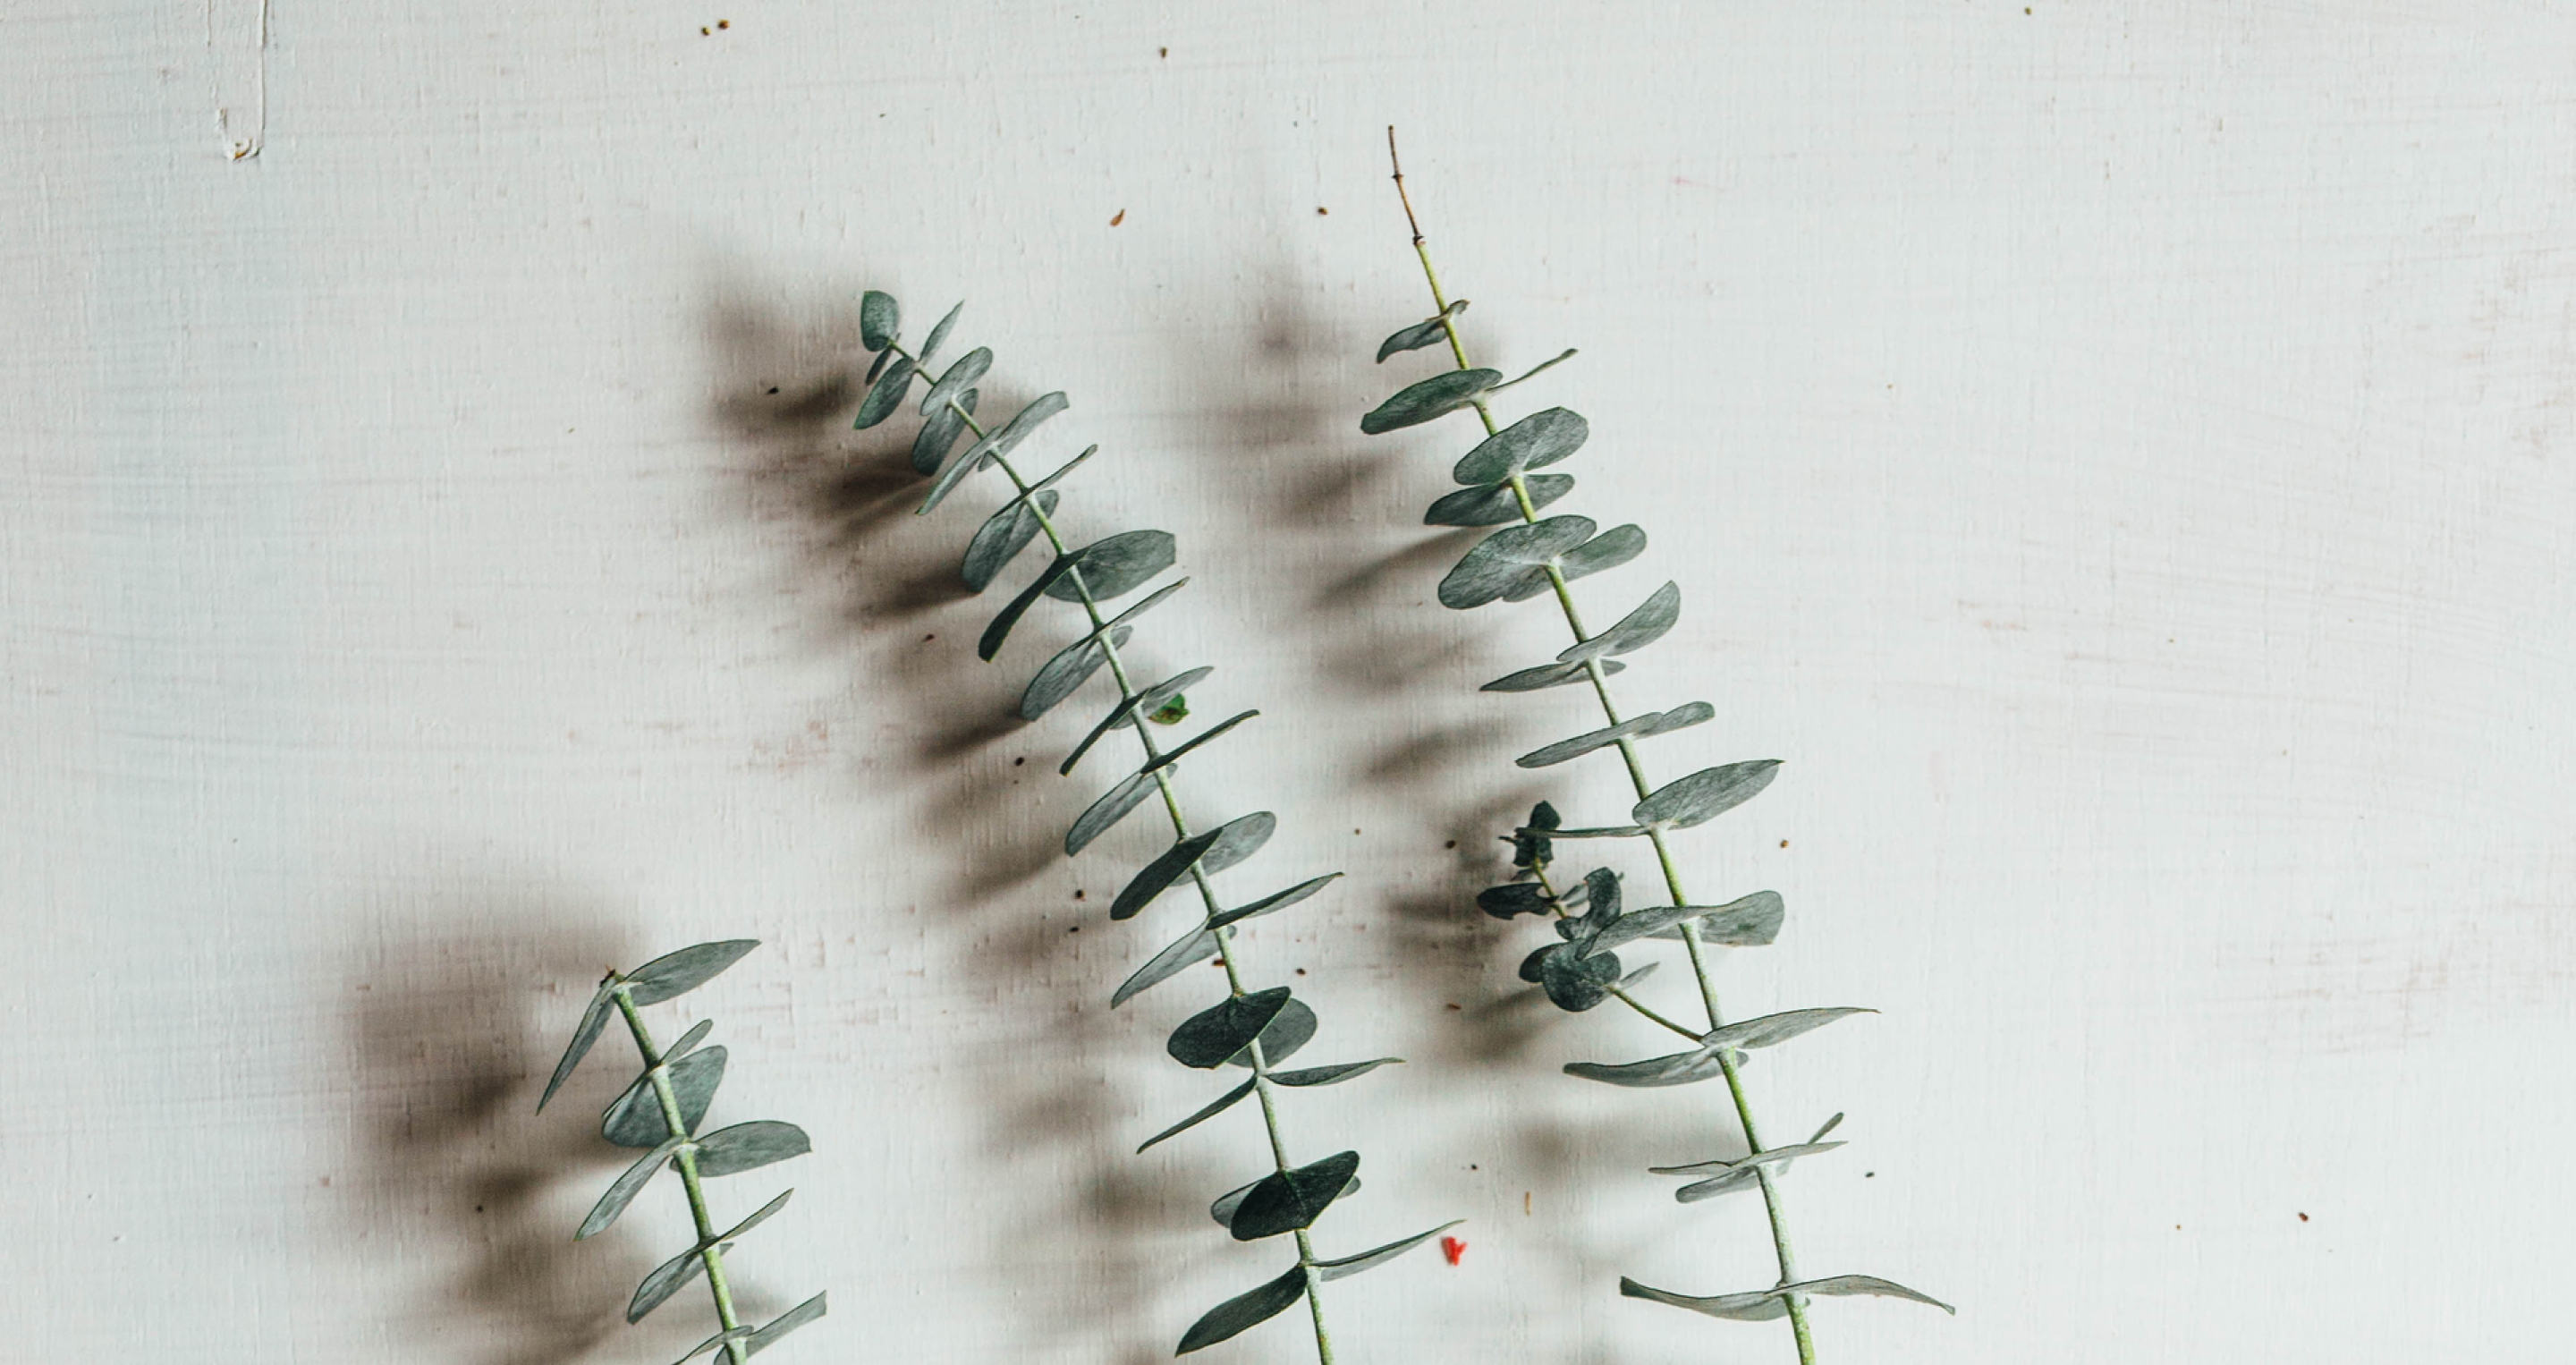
[1424,473,1574,527]
[1583,892,1784,955]
[602,1046,727,1148]
[1271,1057,1399,1088]
[1135,1077,1257,1152]
[1019,626,1131,722]
[1228,1150,1360,1241]
[1453,407,1589,484]
[1044,529,1176,603]
[911,386,979,475]
[852,355,915,429]
[1438,516,1597,609]
[1703,1006,1874,1051]
[960,486,1051,591]
[1207,871,1341,929]
[692,1119,812,1177]
[919,346,992,419]
[977,555,1075,661]
[1144,708,1258,773]
[1620,1274,1953,1320]
[1537,523,1646,594]
[1064,767,1157,857]
[742,1293,829,1355]
[1492,347,1577,390]
[1314,1220,1463,1282]
[920,392,1071,513]
[1375,300,1466,362]
[1112,924,1222,1008]
[1480,657,1625,692]
[628,1238,728,1323]
[1360,369,1501,434]
[1174,1264,1309,1354]
[919,301,964,366]
[1225,996,1317,1068]
[1476,882,1553,919]
[1514,699,1712,768]
[1564,1047,1730,1089]
[859,291,899,352]
[1534,943,1622,1012]
[665,1018,715,1061]
[1634,759,1782,828]
[1559,581,1680,664]
[1112,811,1276,920]
[577,1135,686,1240]
[1169,987,1291,1069]
[538,979,617,1113]
[626,941,760,1005]
[1061,666,1211,776]
[1665,1140,1847,1202]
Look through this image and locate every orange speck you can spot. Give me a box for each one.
[1439,1235,1466,1266]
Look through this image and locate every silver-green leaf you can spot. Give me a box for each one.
[1538,523,1647,594]
[1112,924,1222,1009]
[960,486,1052,591]
[628,1238,730,1323]
[1314,1220,1463,1282]
[1634,759,1783,829]
[1492,347,1577,390]
[1064,767,1157,857]
[859,291,899,352]
[692,1119,812,1177]
[626,941,760,1005]
[1481,657,1625,693]
[852,355,914,430]
[1174,1264,1309,1355]
[1513,699,1710,768]
[1564,1047,1730,1089]
[919,345,991,418]
[1143,708,1258,773]
[1438,516,1597,609]
[1375,300,1467,362]
[602,1046,727,1148]
[1044,529,1177,602]
[1583,892,1785,956]
[1135,1077,1257,1152]
[1664,1140,1848,1202]
[977,554,1076,661]
[1424,473,1574,527]
[1360,369,1502,434]
[1452,407,1589,484]
[576,1135,686,1240]
[918,301,963,366]
[1019,626,1131,722]
[912,386,979,475]
[1269,1056,1399,1088]
[919,392,1069,513]
[742,1293,829,1356]
[1702,1006,1875,1052]
[665,1018,715,1062]
[1061,666,1211,776]
[1559,581,1680,664]
[1620,1274,1953,1319]
[538,979,617,1114]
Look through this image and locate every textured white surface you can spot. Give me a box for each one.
[6,4,2573,1361]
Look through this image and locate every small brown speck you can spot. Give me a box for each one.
[475,1204,485,1212]
[1523,1191,1531,1215]
[717,18,730,28]
[923,633,936,642]
[1468,1164,1478,1170]
[2298,1212,2309,1222]
[1444,1002,1462,1011]
[1779,839,1789,848]
[1158,46,1168,57]
[1073,890,1086,901]
[700,25,710,34]
[1068,925,1080,933]
[1316,207,1328,216]
[766,386,779,394]
[1294,967,1307,975]
[1352,827,1361,835]
[1445,840,1457,849]
[1013,757,1025,767]
[1110,208,1126,226]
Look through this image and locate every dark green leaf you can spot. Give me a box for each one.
[1375,300,1466,362]
[1112,925,1220,1009]
[919,301,964,366]
[603,1046,727,1147]
[1224,996,1316,1068]
[1270,1056,1399,1088]
[1492,347,1577,390]
[1634,759,1782,828]
[628,1238,725,1323]
[674,1324,750,1365]
[1314,1220,1463,1282]
[912,386,979,475]
[859,291,899,352]
[1565,1047,1730,1089]
[625,941,760,1005]
[1143,708,1258,773]
[1027,442,1098,494]
[1360,368,1501,434]
[1112,827,1220,920]
[577,1136,683,1240]
[1534,943,1622,1011]
[866,345,893,383]
[1453,407,1589,483]
[1585,891,1785,955]
[1476,882,1553,919]
[852,355,915,429]
[538,979,616,1114]
[1174,1263,1309,1355]
[1019,626,1130,722]
[1064,767,1157,857]
[665,1018,715,1061]
[1061,666,1211,776]
[1437,515,1597,609]
[1423,473,1574,526]
[693,1119,812,1177]
[1703,1006,1874,1051]
[743,1293,829,1355]
[1228,1150,1360,1241]
[1214,1171,1360,1227]
[1512,801,1560,868]
[1559,581,1680,664]
[1620,1275,1953,1320]
[1135,1077,1256,1152]
[1207,871,1341,930]
[960,485,1051,591]
[921,392,1070,513]
[1168,987,1291,1069]
[919,345,991,419]
[977,554,1076,661]
[1198,810,1279,877]
[1480,657,1625,692]
[1044,529,1177,602]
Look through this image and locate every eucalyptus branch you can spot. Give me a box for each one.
[1360,130,1952,1359]
[850,292,1455,1360]
[537,941,825,1364]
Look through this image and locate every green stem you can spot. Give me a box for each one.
[1390,129,1814,1362]
[612,987,748,1365]
[888,347,1336,1365]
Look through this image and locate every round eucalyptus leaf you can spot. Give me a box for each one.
[919,345,991,417]
[920,392,1069,513]
[602,1045,727,1148]
[1452,407,1589,483]
[1633,759,1783,829]
[1539,522,1647,593]
[1226,1149,1360,1241]
[1477,882,1554,919]
[960,487,1052,592]
[1223,995,1317,1068]
[624,940,760,1005]
[1423,473,1574,527]
[1480,657,1624,693]
[1560,581,1681,664]
[859,291,899,352]
[1112,925,1219,1009]
[1168,986,1292,1069]
[1020,625,1130,722]
[1174,1263,1309,1355]
[1360,368,1501,434]
[1044,529,1177,602]
[1374,300,1467,362]
[575,1135,685,1240]
[977,554,1075,661]
[1437,516,1597,609]
[1535,944,1622,1012]
[1111,826,1223,920]
[1064,767,1157,857]
[912,386,979,476]
[691,1119,813,1177]
[1197,810,1278,878]
[1060,666,1212,776]
[852,355,916,430]
[919,300,965,365]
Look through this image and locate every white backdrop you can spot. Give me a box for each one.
[7,4,2573,1362]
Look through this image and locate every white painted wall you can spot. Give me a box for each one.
[7,4,2572,1361]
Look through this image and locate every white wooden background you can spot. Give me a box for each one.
[7,4,2572,1362]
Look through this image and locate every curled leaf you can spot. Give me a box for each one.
[1314,1220,1463,1282]
[1375,300,1467,362]
[1492,347,1577,390]
[1558,581,1680,664]
[1476,882,1553,920]
[1511,801,1560,869]
[1620,1274,1953,1320]
[1136,1077,1257,1152]
[1523,943,1621,1012]
[1360,368,1501,434]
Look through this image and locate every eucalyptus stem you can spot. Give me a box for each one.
[614,988,749,1365]
[1388,129,1818,1362]
[884,345,1336,1365]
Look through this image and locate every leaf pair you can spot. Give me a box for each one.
[1174,1221,1465,1354]
[539,940,758,1113]
[1564,1007,1876,1089]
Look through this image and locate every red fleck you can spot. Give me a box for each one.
[1439,1235,1466,1266]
